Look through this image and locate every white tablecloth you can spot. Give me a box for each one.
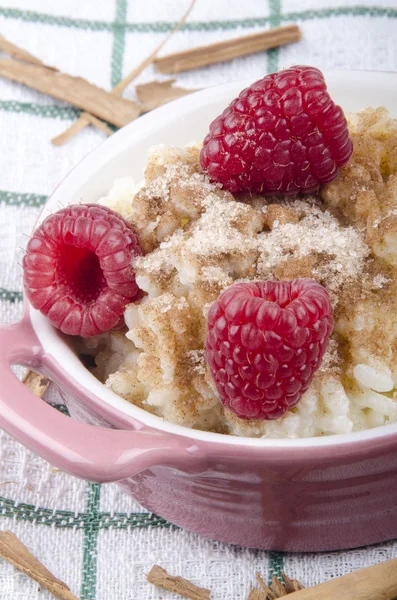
[1,1,397,598]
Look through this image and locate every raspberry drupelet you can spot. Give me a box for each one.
[23,204,141,337]
[200,66,353,195]
[206,279,333,420]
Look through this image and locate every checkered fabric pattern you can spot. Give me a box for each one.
[1,1,397,598]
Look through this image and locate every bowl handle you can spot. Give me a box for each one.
[0,317,201,483]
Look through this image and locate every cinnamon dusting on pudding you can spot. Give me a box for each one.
[92,107,397,438]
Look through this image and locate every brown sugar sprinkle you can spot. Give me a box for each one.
[262,203,300,228]
[99,107,397,434]
[255,199,370,309]
[132,165,371,426]
[183,349,207,376]
[318,338,342,375]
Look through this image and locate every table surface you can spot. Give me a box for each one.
[1,1,397,598]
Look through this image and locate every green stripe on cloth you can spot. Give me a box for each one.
[50,402,70,415]
[111,0,128,87]
[284,6,397,22]
[0,494,170,529]
[0,6,396,34]
[0,189,47,207]
[80,483,100,600]
[88,511,172,530]
[267,0,281,74]
[0,101,80,120]
[0,7,114,31]
[0,288,23,302]
[268,551,284,583]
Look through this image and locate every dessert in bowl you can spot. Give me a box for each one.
[1,67,397,551]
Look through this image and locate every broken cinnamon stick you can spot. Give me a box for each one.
[0,35,47,66]
[248,572,305,599]
[53,0,197,145]
[154,25,301,74]
[0,531,79,600]
[248,590,268,600]
[0,58,140,127]
[147,565,211,600]
[22,370,50,398]
[275,559,397,600]
[136,79,197,112]
[52,113,114,146]
[80,113,114,136]
[113,0,197,97]
[51,113,91,146]
[280,572,305,593]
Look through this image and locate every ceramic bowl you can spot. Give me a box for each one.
[1,70,397,552]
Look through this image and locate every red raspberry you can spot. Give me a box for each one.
[23,204,141,338]
[200,66,352,195]
[206,279,333,420]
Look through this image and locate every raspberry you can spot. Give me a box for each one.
[206,279,333,420]
[23,204,141,337]
[200,66,353,195]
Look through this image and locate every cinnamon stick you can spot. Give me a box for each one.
[136,79,197,112]
[0,35,47,66]
[147,565,211,600]
[0,58,140,127]
[277,559,397,600]
[248,572,305,599]
[0,531,79,600]
[52,113,114,146]
[280,572,305,593]
[113,0,197,97]
[22,369,50,398]
[248,590,268,600]
[53,0,197,145]
[154,25,301,74]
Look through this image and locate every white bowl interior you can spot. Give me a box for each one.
[30,70,397,447]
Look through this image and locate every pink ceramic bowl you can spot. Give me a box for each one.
[2,71,397,552]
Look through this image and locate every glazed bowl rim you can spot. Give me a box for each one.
[29,69,397,449]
